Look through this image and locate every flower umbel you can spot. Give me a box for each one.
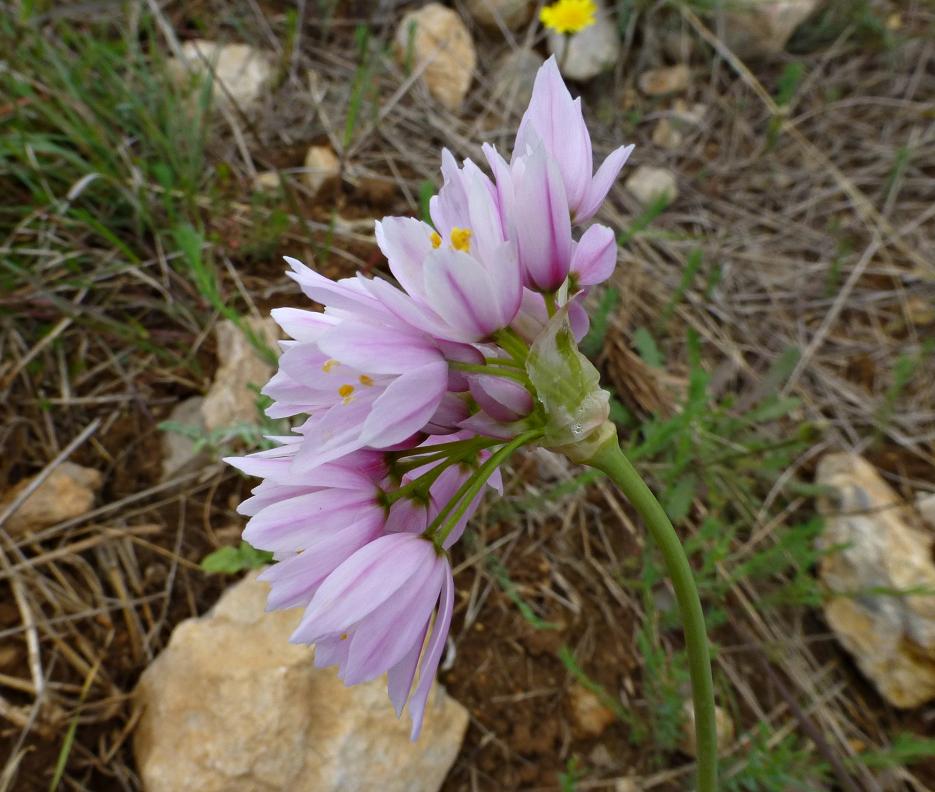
[227,55,632,737]
[539,0,597,34]
[223,55,720,755]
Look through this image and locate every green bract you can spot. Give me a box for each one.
[525,307,613,463]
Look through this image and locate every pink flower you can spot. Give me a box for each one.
[291,533,454,738]
[265,259,450,469]
[513,56,634,223]
[373,153,523,342]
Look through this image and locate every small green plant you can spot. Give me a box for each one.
[558,756,583,791]
[343,24,377,148]
[723,725,831,791]
[580,286,620,357]
[201,542,273,574]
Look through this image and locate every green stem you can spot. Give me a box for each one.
[493,327,529,364]
[388,437,490,459]
[585,436,717,792]
[428,429,543,548]
[544,291,557,317]
[450,361,529,384]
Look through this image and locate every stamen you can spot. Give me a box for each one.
[321,359,339,373]
[359,375,374,387]
[338,384,355,405]
[430,231,442,249]
[450,227,472,252]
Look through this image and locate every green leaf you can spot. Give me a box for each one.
[665,475,696,523]
[632,326,663,368]
[580,286,620,357]
[201,542,273,574]
[418,180,435,224]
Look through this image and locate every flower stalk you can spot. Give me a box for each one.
[584,432,718,792]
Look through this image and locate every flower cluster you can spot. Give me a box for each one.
[227,57,633,737]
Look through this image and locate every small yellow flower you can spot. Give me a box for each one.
[539,0,597,35]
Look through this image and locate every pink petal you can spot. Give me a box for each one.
[270,307,334,342]
[387,622,429,716]
[242,488,374,552]
[284,256,385,316]
[292,534,436,643]
[575,144,634,222]
[423,248,513,340]
[515,57,591,210]
[408,565,454,739]
[374,217,435,299]
[359,361,448,448]
[385,496,429,534]
[469,375,533,422]
[571,224,617,286]
[292,390,380,471]
[317,322,441,375]
[257,513,384,610]
[512,145,573,292]
[343,559,444,685]
[482,143,514,235]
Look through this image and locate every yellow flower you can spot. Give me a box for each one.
[539,0,597,35]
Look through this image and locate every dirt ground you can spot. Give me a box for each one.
[2,1,935,790]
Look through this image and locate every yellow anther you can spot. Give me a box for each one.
[450,227,472,252]
[338,384,355,405]
[430,231,442,249]
[340,632,349,641]
[359,374,374,387]
[321,358,339,373]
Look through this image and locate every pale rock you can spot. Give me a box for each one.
[1,463,102,535]
[134,572,468,792]
[638,64,691,96]
[662,30,694,63]
[917,493,935,528]
[168,39,274,112]
[252,170,282,193]
[671,99,707,127]
[905,296,935,327]
[160,396,207,481]
[816,453,935,708]
[625,165,678,205]
[303,145,340,197]
[547,3,620,81]
[395,4,476,112]
[569,683,617,737]
[680,701,734,757]
[466,0,532,30]
[615,780,641,792]
[201,318,279,433]
[491,48,543,110]
[588,743,614,767]
[717,0,820,59]
[651,118,683,150]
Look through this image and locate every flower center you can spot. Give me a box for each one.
[450,227,472,252]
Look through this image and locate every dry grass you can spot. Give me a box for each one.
[1,0,934,789]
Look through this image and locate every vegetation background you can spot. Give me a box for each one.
[1,0,934,789]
